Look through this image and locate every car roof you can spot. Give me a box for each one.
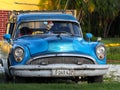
[17,13,79,24]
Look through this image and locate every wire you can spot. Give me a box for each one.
[14,2,39,6]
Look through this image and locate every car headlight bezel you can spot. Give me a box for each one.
[13,47,24,62]
[96,44,106,60]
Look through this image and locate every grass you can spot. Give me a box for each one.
[0,82,120,90]
[101,38,120,63]
[102,38,120,44]
[106,46,120,60]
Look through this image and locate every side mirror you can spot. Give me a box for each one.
[86,33,92,42]
[3,34,11,42]
[86,33,93,39]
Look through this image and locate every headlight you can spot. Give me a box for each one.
[14,47,24,62]
[96,45,106,60]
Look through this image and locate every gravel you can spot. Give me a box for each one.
[104,64,120,82]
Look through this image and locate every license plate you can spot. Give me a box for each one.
[52,69,74,76]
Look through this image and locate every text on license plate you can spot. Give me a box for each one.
[52,70,74,76]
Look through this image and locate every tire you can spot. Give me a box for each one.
[3,59,13,83]
[1,72,13,83]
[87,76,103,83]
[13,76,26,83]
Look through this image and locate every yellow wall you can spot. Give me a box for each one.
[0,0,40,10]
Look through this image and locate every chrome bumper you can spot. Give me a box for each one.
[10,64,109,77]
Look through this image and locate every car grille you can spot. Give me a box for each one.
[26,56,94,65]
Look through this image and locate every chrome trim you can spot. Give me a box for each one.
[96,44,106,60]
[10,64,109,77]
[13,46,25,62]
[28,53,97,64]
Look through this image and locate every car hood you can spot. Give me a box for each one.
[15,35,91,56]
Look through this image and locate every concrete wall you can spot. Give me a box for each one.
[0,0,39,10]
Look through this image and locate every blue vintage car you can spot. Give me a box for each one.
[1,11,108,83]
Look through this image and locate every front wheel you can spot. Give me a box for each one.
[13,76,27,83]
[2,72,13,83]
[87,76,103,83]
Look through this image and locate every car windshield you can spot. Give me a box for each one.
[14,21,82,38]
